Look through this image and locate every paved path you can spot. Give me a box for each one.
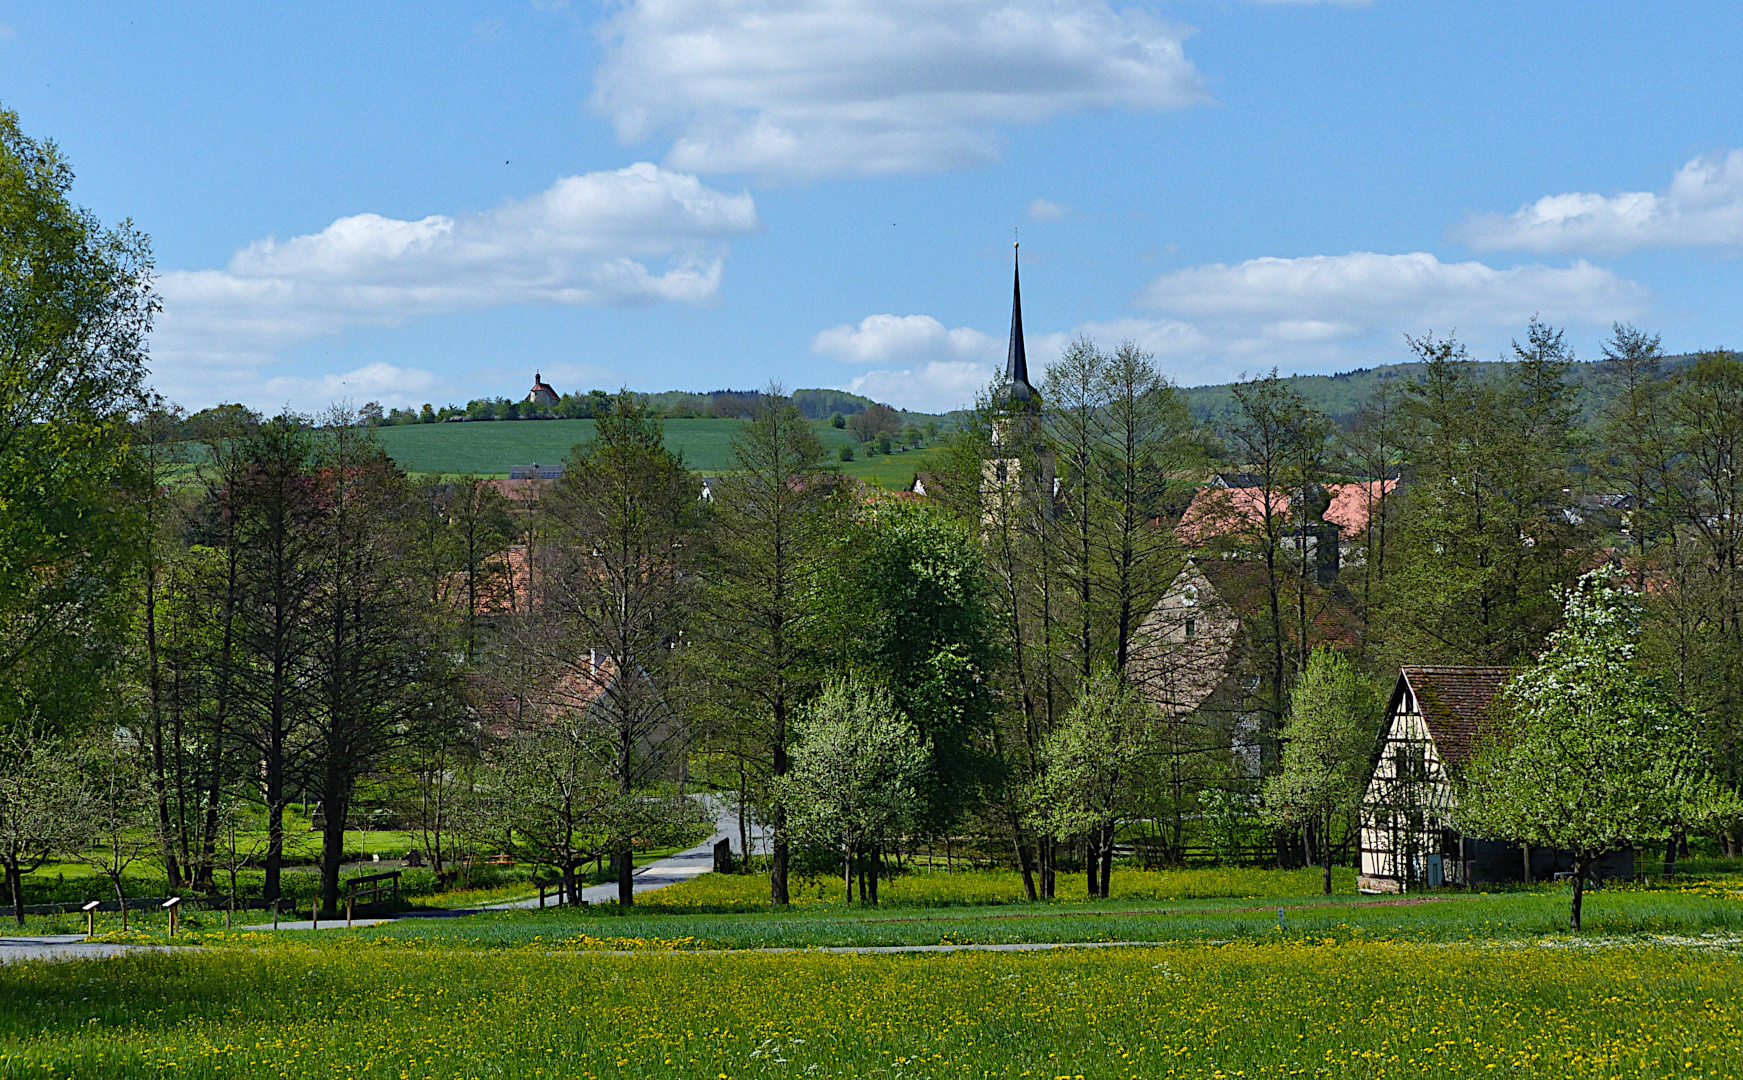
[0,934,182,964]
[0,797,762,960]
[488,793,747,910]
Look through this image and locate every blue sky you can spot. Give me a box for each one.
[6,1,1743,413]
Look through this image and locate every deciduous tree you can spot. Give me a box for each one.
[1264,648,1383,894]
[781,676,929,905]
[1459,568,1738,930]
[689,385,842,904]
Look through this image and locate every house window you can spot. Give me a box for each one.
[1184,617,1197,639]
[995,461,1008,483]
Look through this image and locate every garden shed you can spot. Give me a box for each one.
[1358,666,1633,893]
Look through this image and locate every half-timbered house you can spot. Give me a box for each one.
[1359,666,1634,892]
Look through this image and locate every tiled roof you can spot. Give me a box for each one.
[1177,479,1398,546]
[1399,666,1509,767]
[1324,478,1398,537]
[1195,560,1363,649]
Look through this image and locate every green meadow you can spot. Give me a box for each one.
[5,868,1742,1079]
[368,417,939,489]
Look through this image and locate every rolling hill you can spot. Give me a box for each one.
[1178,354,1709,427]
[370,416,940,489]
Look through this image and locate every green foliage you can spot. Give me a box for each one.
[1025,666,1157,895]
[474,726,707,880]
[1264,649,1384,889]
[0,107,153,738]
[1376,326,1586,667]
[1461,568,1741,927]
[792,387,875,420]
[839,500,998,831]
[781,676,930,858]
[836,442,854,461]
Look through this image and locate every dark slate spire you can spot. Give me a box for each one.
[1004,241,1035,404]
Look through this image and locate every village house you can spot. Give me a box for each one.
[1358,666,1635,892]
[1131,558,1363,778]
[1175,477,1397,574]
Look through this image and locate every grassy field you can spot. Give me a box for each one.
[368,417,941,490]
[5,928,1741,1077]
[8,868,1740,1078]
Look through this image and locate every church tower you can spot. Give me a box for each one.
[985,241,1043,522]
[1002,242,1036,406]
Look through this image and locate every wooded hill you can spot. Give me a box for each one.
[1179,353,1714,426]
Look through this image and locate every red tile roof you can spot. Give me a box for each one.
[1176,479,1397,546]
[1325,478,1398,536]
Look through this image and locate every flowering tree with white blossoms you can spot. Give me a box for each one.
[781,676,929,905]
[1459,567,1739,930]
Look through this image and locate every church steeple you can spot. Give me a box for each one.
[1003,241,1035,405]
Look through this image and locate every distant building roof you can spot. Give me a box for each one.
[1325,478,1399,536]
[1176,478,1398,546]
[528,372,560,406]
[1395,666,1510,769]
[509,464,565,480]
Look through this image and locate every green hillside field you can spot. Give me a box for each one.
[372,417,938,490]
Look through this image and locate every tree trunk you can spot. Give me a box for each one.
[1013,829,1038,902]
[1664,829,1681,881]
[616,847,635,907]
[1323,813,1334,895]
[1085,836,1099,898]
[1569,853,1590,932]
[1098,827,1114,899]
[843,846,853,904]
[264,793,284,902]
[1521,844,1532,885]
[737,760,750,873]
[319,780,351,919]
[771,697,791,904]
[112,873,128,931]
[561,861,577,905]
[6,862,22,927]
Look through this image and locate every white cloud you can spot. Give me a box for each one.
[812,313,1002,365]
[260,363,443,415]
[149,163,758,408]
[845,361,999,413]
[813,313,1004,411]
[1027,198,1068,221]
[1459,151,1743,254]
[1123,251,1647,382]
[591,0,1204,179]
